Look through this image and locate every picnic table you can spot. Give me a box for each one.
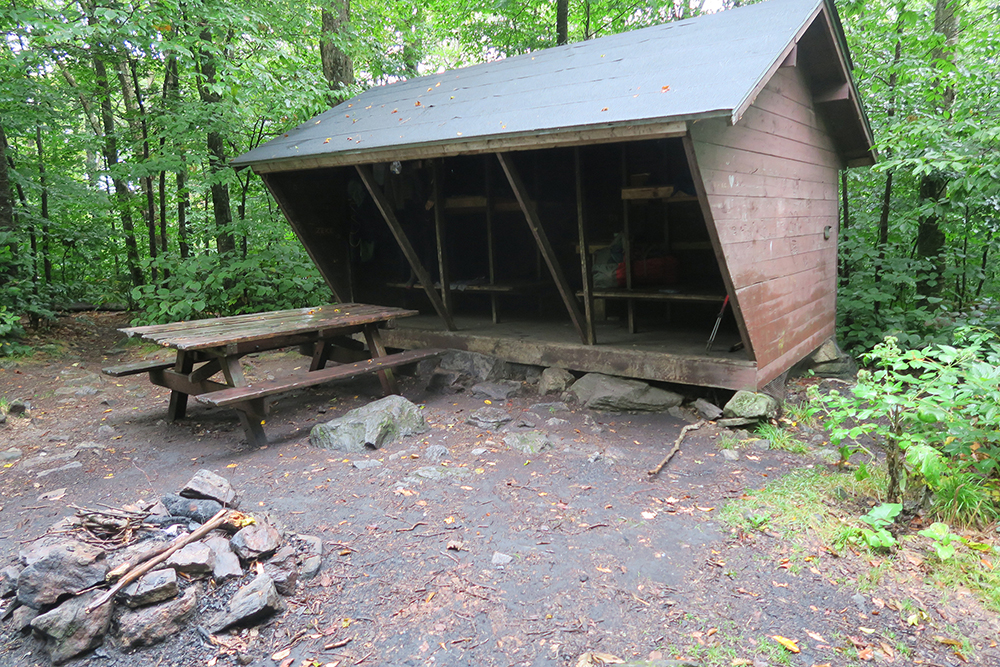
[104,304,441,446]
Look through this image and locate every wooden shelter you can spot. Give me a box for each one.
[233,0,874,391]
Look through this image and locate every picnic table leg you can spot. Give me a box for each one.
[310,340,329,372]
[363,324,398,395]
[219,355,268,446]
[167,351,194,420]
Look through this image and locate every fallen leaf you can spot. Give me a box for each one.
[880,642,895,659]
[206,658,218,667]
[575,652,624,667]
[641,511,657,520]
[444,516,456,525]
[859,627,876,634]
[858,646,874,660]
[661,85,670,92]
[425,591,436,603]
[772,636,799,653]
[446,540,464,551]
[272,648,291,661]
[933,636,962,647]
[806,631,825,643]
[596,566,612,573]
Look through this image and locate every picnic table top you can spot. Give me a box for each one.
[120,303,419,351]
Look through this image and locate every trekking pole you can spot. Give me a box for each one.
[706,295,729,353]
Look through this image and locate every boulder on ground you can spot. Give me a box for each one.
[439,350,510,382]
[117,586,198,649]
[504,431,553,455]
[807,338,857,379]
[180,469,239,507]
[203,535,243,582]
[723,391,779,420]
[231,521,282,562]
[161,494,223,523]
[294,534,323,580]
[466,406,512,431]
[538,367,575,395]
[31,590,113,665]
[207,574,284,633]
[165,542,215,575]
[17,542,107,609]
[122,568,179,608]
[1,564,22,598]
[569,373,683,412]
[693,397,723,420]
[309,395,427,453]
[470,381,520,401]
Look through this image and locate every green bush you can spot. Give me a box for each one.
[814,330,1000,528]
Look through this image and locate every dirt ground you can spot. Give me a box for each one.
[1,312,998,667]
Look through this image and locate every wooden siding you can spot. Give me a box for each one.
[690,66,841,388]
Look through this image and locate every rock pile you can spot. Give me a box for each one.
[0,469,322,665]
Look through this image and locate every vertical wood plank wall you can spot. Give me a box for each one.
[690,66,841,388]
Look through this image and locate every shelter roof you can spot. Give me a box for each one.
[234,0,874,172]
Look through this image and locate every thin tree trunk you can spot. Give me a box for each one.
[127,60,159,283]
[0,122,16,265]
[915,0,961,298]
[557,0,569,44]
[177,166,190,259]
[321,0,353,103]
[33,124,52,284]
[83,1,144,290]
[873,19,902,309]
[975,227,992,299]
[196,28,236,256]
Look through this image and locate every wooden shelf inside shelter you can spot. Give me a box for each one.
[386,280,548,294]
[621,186,698,202]
[577,288,726,303]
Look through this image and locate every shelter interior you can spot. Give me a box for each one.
[264,137,753,390]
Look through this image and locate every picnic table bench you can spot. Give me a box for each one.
[104,304,441,446]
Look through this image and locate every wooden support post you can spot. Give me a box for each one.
[485,157,499,324]
[310,340,329,371]
[219,355,267,446]
[496,152,588,344]
[432,160,452,317]
[621,146,636,334]
[167,351,194,420]
[363,323,398,395]
[575,147,596,345]
[355,164,457,331]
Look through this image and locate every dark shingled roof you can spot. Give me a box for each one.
[234,0,870,170]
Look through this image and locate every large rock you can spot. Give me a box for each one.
[231,521,281,562]
[294,534,323,580]
[122,568,178,608]
[693,397,723,420]
[309,395,427,453]
[439,351,510,382]
[569,373,683,412]
[161,493,223,523]
[117,586,198,649]
[1,564,22,598]
[204,535,243,582]
[207,574,285,633]
[470,381,520,401]
[31,590,113,665]
[17,542,107,609]
[538,367,575,395]
[180,469,239,507]
[723,391,779,420]
[165,542,215,575]
[504,431,553,455]
[466,407,512,431]
[807,338,858,379]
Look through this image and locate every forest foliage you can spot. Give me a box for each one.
[0,0,997,348]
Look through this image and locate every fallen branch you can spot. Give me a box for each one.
[647,420,706,477]
[86,508,235,612]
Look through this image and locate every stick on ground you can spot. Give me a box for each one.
[85,508,235,612]
[648,420,706,477]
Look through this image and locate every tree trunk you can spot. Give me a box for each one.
[873,20,902,304]
[0,122,16,264]
[915,0,960,298]
[126,60,159,283]
[321,0,353,103]
[196,28,236,256]
[33,124,52,284]
[839,170,850,287]
[177,167,190,259]
[557,0,569,44]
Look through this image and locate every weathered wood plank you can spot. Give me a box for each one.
[579,289,726,303]
[432,160,452,317]
[693,123,840,171]
[102,358,176,377]
[699,168,836,201]
[496,152,588,344]
[621,186,677,200]
[706,195,837,223]
[197,348,443,407]
[690,141,838,186]
[356,164,457,331]
[714,214,838,245]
